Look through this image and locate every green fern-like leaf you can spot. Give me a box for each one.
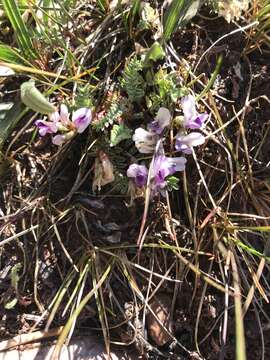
[121,57,146,103]
[75,84,93,108]
[93,102,124,131]
[110,124,132,147]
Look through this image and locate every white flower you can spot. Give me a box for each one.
[181,95,208,129]
[148,107,171,135]
[132,127,157,153]
[175,132,205,154]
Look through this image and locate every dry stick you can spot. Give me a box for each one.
[0,327,63,352]
[242,197,270,314]
[0,225,38,247]
[165,192,182,333]
[236,55,254,188]
[220,244,231,360]
[31,225,46,313]
[240,63,270,315]
[142,252,154,344]
[253,305,265,360]
[199,305,235,346]
[137,139,161,251]
[230,251,247,360]
[126,263,192,356]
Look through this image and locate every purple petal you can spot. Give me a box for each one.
[35,120,58,136]
[72,108,92,133]
[175,132,205,152]
[52,134,66,146]
[148,108,171,135]
[166,157,187,173]
[181,95,196,121]
[148,120,163,135]
[59,104,70,126]
[155,107,171,128]
[50,111,60,123]
[152,155,171,186]
[181,95,208,129]
[185,113,208,129]
[175,139,190,153]
[127,164,148,188]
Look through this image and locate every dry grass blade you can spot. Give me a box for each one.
[230,251,247,360]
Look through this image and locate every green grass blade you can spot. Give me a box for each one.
[2,0,37,59]
[0,43,31,65]
[163,0,200,41]
[0,103,25,151]
[231,253,247,360]
[52,263,112,359]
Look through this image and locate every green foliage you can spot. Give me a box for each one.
[167,176,180,191]
[4,263,22,310]
[20,80,56,114]
[2,0,37,59]
[75,84,93,109]
[0,43,28,64]
[253,0,270,50]
[144,42,165,66]
[163,0,201,40]
[93,102,125,131]
[120,57,146,103]
[139,2,158,30]
[0,102,25,151]
[110,124,132,147]
[146,68,185,110]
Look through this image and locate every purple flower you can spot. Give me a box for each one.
[151,154,186,195]
[35,105,69,136]
[58,104,70,126]
[175,132,205,154]
[148,107,171,135]
[72,108,92,133]
[127,164,148,188]
[50,104,69,125]
[35,120,58,136]
[181,95,208,129]
[35,105,92,145]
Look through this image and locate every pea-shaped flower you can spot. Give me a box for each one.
[35,104,92,145]
[175,132,205,154]
[181,95,208,129]
[132,128,157,154]
[148,107,171,135]
[151,154,186,196]
[127,164,148,187]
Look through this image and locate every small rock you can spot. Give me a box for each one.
[146,293,173,346]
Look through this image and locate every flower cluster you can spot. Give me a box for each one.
[127,95,207,197]
[35,105,92,145]
[34,94,207,197]
[127,143,187,197]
